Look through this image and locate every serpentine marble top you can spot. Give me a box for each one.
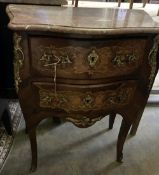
[7,4,159,35]
[0,0,67,5]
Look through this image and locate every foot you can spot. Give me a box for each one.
[116,152,123,163]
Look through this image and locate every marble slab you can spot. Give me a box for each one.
[7,5,159,35]
[0,0,67,5]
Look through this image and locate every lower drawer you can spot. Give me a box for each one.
[32,80,137,113]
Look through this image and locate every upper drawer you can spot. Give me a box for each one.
[29,37,147,79]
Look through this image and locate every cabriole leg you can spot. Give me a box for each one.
[28,127,37,172]
[117,119,131,162]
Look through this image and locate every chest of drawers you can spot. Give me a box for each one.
[7,5,159,172]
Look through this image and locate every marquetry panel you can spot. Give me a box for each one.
[30,37,147,79]
[33,80,137,113]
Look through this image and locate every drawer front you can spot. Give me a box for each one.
[33,80,137,113]
[30,37,147,79]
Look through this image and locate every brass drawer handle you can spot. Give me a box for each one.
[40,53,60,67]
[60,55,72,64]
[40,45,72,67]
[42,55,72,67]
[112,53,137,66]
[127,54,136,63]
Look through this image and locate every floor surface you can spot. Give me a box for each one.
[1,105,159,175]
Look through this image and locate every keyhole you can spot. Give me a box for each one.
[86,99,91,103]
[83,95,94,107]
[91,56,95,62]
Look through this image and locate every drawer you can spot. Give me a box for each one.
[30,37,147,79]
[32,80,137,113]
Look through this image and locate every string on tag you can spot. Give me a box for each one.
[44,54,60,97]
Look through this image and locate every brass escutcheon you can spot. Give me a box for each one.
[82,94,94,108]
[87,49,99,67]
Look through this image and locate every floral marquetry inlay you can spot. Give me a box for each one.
[36,83,135,113]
